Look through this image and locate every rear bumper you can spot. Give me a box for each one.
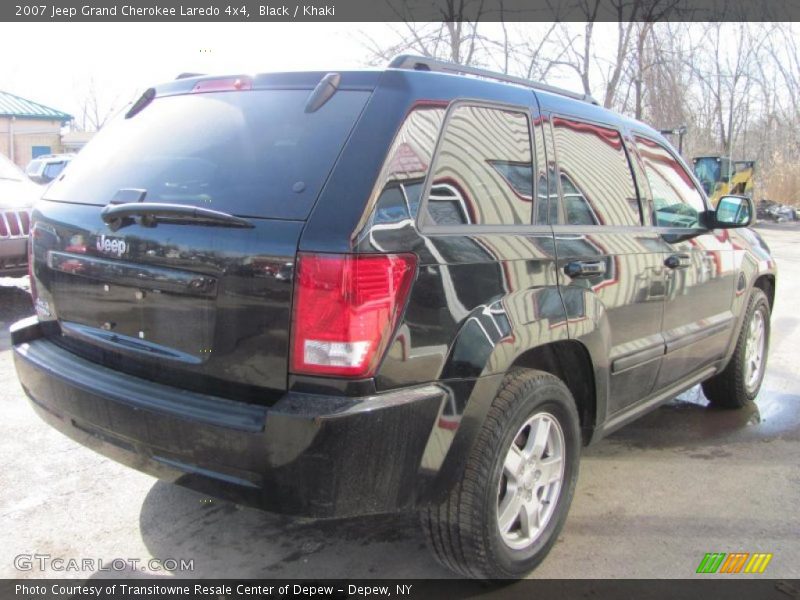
[0,237,27,276]
[11,317,445,517]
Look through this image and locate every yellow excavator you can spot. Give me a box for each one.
[692,156,755,207]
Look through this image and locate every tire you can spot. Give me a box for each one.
[420,368,581,579]
[702,288,770,409]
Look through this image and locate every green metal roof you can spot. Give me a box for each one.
[0,90,72,121]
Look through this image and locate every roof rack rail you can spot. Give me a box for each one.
[388,55,599,106]
[175,72,205,80]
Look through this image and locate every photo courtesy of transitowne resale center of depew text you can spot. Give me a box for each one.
[0,0,799,598]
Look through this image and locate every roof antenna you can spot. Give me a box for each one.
[304,73,341,113]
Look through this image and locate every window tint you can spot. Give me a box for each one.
[560,173,598,225]
[635,137,705,228]
[369,107,445,226]
[45,89,371,220]
[424,105,533,226]
[427,183,470,225]
[552,117,640,226]
[489,161,533,198]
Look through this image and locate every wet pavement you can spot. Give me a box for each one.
[0,224,798,580]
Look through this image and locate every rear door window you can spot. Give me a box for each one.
[44,89,371,220]
[422,105,533,227]
[552,117,641,226]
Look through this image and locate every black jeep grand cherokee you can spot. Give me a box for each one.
[12,56,776,579]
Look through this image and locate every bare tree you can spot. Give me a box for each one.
[357,16,800,205]
[547,1,658,109]
[477,22,562,79]
[361,0,488,66]
[515,23,563,80]
[637,23,697,127]
[687,23,765,154]
[550,18,598,100]
[75,77,120,132]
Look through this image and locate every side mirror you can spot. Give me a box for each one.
[713,195,753,228]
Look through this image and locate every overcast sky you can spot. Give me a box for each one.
[0,23,391,121]
[0,22,736,127]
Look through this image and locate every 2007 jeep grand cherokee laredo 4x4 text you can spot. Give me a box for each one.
[12,56,776,579]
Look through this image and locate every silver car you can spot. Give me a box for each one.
[1,153,40,276]
[25,153,75,185]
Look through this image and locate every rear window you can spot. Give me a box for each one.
[44,89,371,220]
[43,161,67,180]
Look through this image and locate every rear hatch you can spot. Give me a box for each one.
[30,74,374,403]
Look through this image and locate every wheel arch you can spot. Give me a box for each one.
[753,274,775,310]
[509,340,598,445]
[717,272,774,376]
[420,339,598,506]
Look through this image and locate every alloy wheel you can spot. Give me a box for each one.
[496,412,565,550]
[744,307,767,393]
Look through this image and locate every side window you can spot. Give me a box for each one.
[370,107,446,226]
[635,136,706,228]
[423,105,533,226]
[552,117,640,226]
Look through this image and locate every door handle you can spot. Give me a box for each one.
[564,260,607,278]
[664,254,692,269]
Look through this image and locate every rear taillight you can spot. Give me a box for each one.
[290,253,417,378]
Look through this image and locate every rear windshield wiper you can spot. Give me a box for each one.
[101,202,254,230]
